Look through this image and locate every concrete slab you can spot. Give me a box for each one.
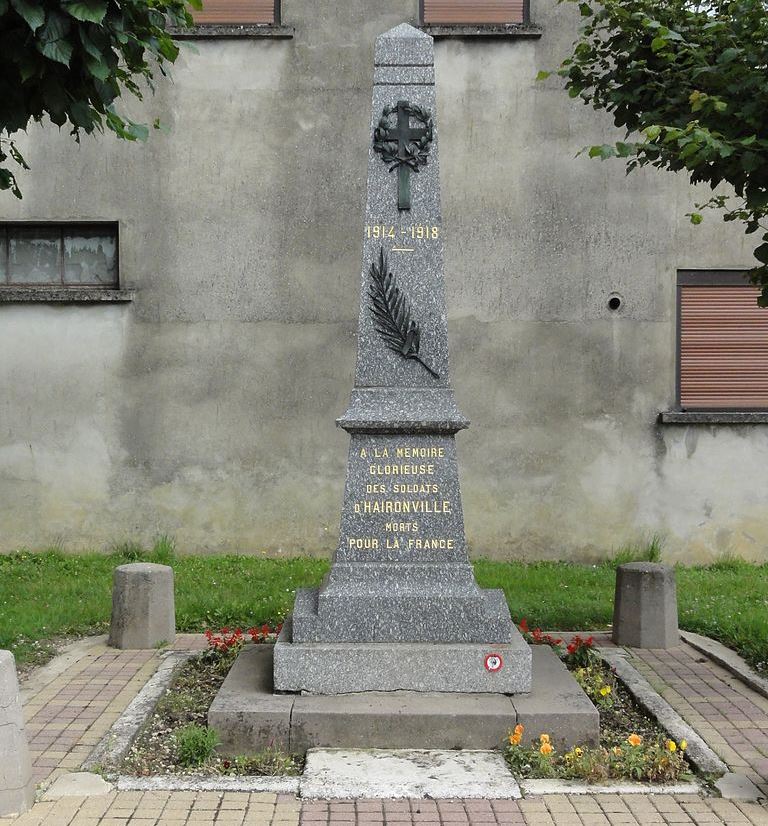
[512,647,599,747]
[291,689,515,751]
[714,772,765,802]
[210,644,596,754]
[208,646,294,755]
[42,772,113,799]
[301,749,521,799]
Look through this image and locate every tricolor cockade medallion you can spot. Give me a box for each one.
[373,100,433,211]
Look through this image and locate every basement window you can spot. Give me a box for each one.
[0,223,118,289]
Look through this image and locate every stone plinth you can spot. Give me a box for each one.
[210,645,596,753]
[612,562,679,649]
[274,618,531,694]
[0,651,34,817]
[108,563,176,650]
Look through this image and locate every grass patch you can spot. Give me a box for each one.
[1,548,765,675]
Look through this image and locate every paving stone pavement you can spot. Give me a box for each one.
[2,633,766,826]
[627,642,768,800]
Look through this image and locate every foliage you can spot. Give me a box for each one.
[504,725,689,782]
[562,634,599,669]
[0,0,198,198]
[202,624,282,665]
[518,618,563,650]
[220,748,302,777]
[174,723,219,768]
[572,664,615,709]
[544,0,768,304]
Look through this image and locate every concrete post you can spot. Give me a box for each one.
[0,650,34,817]
[108,563,176,649]
[612,562,679,649]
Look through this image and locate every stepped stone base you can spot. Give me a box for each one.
[274,618,531,694]
[208,645,598,755]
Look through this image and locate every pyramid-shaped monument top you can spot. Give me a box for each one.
[375,22,433,66]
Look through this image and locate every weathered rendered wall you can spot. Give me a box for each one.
[0,0,765,562]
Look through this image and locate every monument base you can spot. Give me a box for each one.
[208,645,598,754]
[273,618,531,694]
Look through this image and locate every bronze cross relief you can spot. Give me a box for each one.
[373,100,433,211]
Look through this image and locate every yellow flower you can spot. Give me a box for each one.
[574,747,583,757]
[680,740,687,751]
[666,740,677,753]
[600,686,611,696]
[627,733,643,747]
[514,724,524,737]
[539,733,550,744]
[540,742,553,756]
[613,746,623,756]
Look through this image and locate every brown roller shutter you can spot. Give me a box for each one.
[679,284,768,409]
[192,0,275,24]
[422,0,525,24]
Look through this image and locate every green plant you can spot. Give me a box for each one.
[504,726,690,782]
[563,635,599,669]
[572,665,616,710]
[610,535,664,566]
[150,535,176,565]
[174,724,219,768]
[0,0,200,198]
[221,747,303,776]
[543,0,768,305]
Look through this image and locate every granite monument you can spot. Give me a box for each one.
[274,23,531,694]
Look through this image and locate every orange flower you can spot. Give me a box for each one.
[514,724,524,736]
[539,733,551,744]
[627,733,642,747]
[540,742,553,756]
[509,733,522,746]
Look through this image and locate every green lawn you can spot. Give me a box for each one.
[1,548,765,675]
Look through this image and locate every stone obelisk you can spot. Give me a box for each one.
[274,23,530,694]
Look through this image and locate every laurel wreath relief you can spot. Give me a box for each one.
[368,247,439,380]
[372,103,433,172]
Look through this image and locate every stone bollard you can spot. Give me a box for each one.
[109,563,176,649]
[0,650,34,817]
[612,562,679,649]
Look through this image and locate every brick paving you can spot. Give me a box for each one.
[628,643,768,800]
[1,633,765,826]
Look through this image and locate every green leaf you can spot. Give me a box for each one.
[38,13,74,66]
[536,70,552,81]
[689,213,703,225]
[718,47,740,64]
[10,0,45,31]
[754,243,768,264]
[650,36,667,52]
[63,0,108,23]
[85,55,111,81]
[644,125,662,140]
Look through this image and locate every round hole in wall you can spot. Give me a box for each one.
[608,295,622,311]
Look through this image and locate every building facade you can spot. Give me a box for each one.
[1,0,766,562]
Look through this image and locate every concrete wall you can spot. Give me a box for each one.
[0,0,765,562]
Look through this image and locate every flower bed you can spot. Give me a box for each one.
[506,623,693,783]
[121,626,303,777]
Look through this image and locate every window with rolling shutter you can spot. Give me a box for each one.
[677,270,768,410]
[421,0,527,24]
[192,0,278,25]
